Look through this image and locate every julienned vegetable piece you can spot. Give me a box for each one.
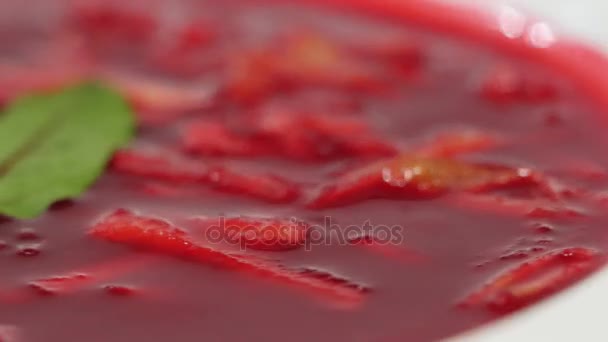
[191,216,309,251]
[224,32,386,103]
[91,209,368,307]
[112,148,300,203]
[415,130,501,157]
[0,82,135,218]
[308,155,550,209]
[460,247,601,312]
[181,111,396,161]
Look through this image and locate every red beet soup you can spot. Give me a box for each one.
[1,0,608,341]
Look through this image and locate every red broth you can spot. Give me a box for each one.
[1,0,608,341]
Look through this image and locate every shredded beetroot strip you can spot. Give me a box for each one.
[112,149,300,203]
[90,209,367,307]
[460,247,602,313]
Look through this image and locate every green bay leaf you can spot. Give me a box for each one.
[0,82,135,218]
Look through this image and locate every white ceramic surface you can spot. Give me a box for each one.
[446,1,608,341]
[509,0,608,48]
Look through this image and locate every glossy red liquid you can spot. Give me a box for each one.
[1,1,608,341]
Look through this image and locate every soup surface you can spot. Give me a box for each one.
[1,1,608,341]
